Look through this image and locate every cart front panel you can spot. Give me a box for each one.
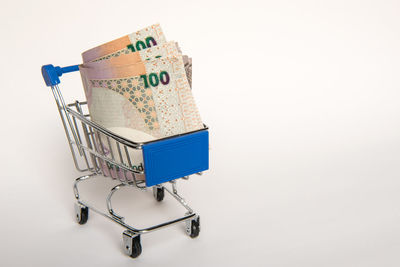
[143,130,209,187]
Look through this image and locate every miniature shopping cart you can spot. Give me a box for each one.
[41,64,209,258]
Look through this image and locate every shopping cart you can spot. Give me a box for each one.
[41,64,209,258]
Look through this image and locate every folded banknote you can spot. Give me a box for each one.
[82,24,166,63]
[82,26,192,86]
[83,41,181,69]
[80,55,203,138]
[80,24,201,179]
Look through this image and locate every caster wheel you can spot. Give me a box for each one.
[74,203,89,225]
[186,215,200,238]
[123,231,142,258]
[153,186,164,202]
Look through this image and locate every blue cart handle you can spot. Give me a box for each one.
[41,64,80,87]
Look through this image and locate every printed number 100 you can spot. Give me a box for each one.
[140,71,170,88]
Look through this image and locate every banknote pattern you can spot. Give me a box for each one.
[92,40,178,62]
[79,24,203,179]
[126,23,165,49]
[87,41,181,68]
[84,55,202,137]
[82,24,166,63]
[92,47,130,62]
[89,77,159,130]
[144,56,202,133]
[88,41,192,87]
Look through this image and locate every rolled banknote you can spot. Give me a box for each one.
[85,40,193,87]
[80,24,199,181]
[83,41,181,69]
[79,55,203,138]
[80,55,202,181]
[82,24,166,63]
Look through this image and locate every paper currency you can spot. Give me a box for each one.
[82,24,166,63]
[83,41,180,69]
[80,24,201,180]
[80,55,203,138]
[84,40,192,87]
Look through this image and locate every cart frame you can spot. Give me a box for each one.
[41,64,208,258]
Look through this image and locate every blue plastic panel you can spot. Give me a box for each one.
[143,130,209,187]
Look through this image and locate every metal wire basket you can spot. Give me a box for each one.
[41,64,209,258]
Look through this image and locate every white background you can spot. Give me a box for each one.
[1,0,400,266]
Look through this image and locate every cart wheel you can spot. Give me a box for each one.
[123,231,142,258]
[186,215,200,238]
[74,203,89,225]
[153,186,164,202]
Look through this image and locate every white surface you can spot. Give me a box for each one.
[1,0,400,266]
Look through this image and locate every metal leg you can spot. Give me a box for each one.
[73,172,98,200]
[165,181,194,214]
[73,175,197,235]
[72,174,201,257]
[165,181,200,237]
[106,183,126,221]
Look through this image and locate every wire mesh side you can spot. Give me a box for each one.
[62,101,146,188]
[51,86,90,172]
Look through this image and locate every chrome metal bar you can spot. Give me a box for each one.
[164,185,194,214]
[67,108,144,149]
[97,131,107,157]
[66,106,208,149]
[106,136,115,160]
[72,101,91,170]
[106,184,126,221]
[79,146,144,175]
[51,87,86,172]
[68,101,87,107]
[105,136,116,177]
[89,126,99,152]
[53,85,83,155]
[86,126,99,170]
[73,173,99,200]
[123,145,140,187]
[74,174,196,234]
[62,100,209,183]
[96,131,110,177]
[116,142,124,165]
[89,126,102,172]
[115,142,128,181]
[171,180,178,194]
[77,198,196,234]
[135,182,147,190]
[47,70,209,247]
[75,102,97,172]
[124,146,133,168]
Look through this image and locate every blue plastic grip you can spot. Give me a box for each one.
[142,130,209,187]
[41,64,80,87]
